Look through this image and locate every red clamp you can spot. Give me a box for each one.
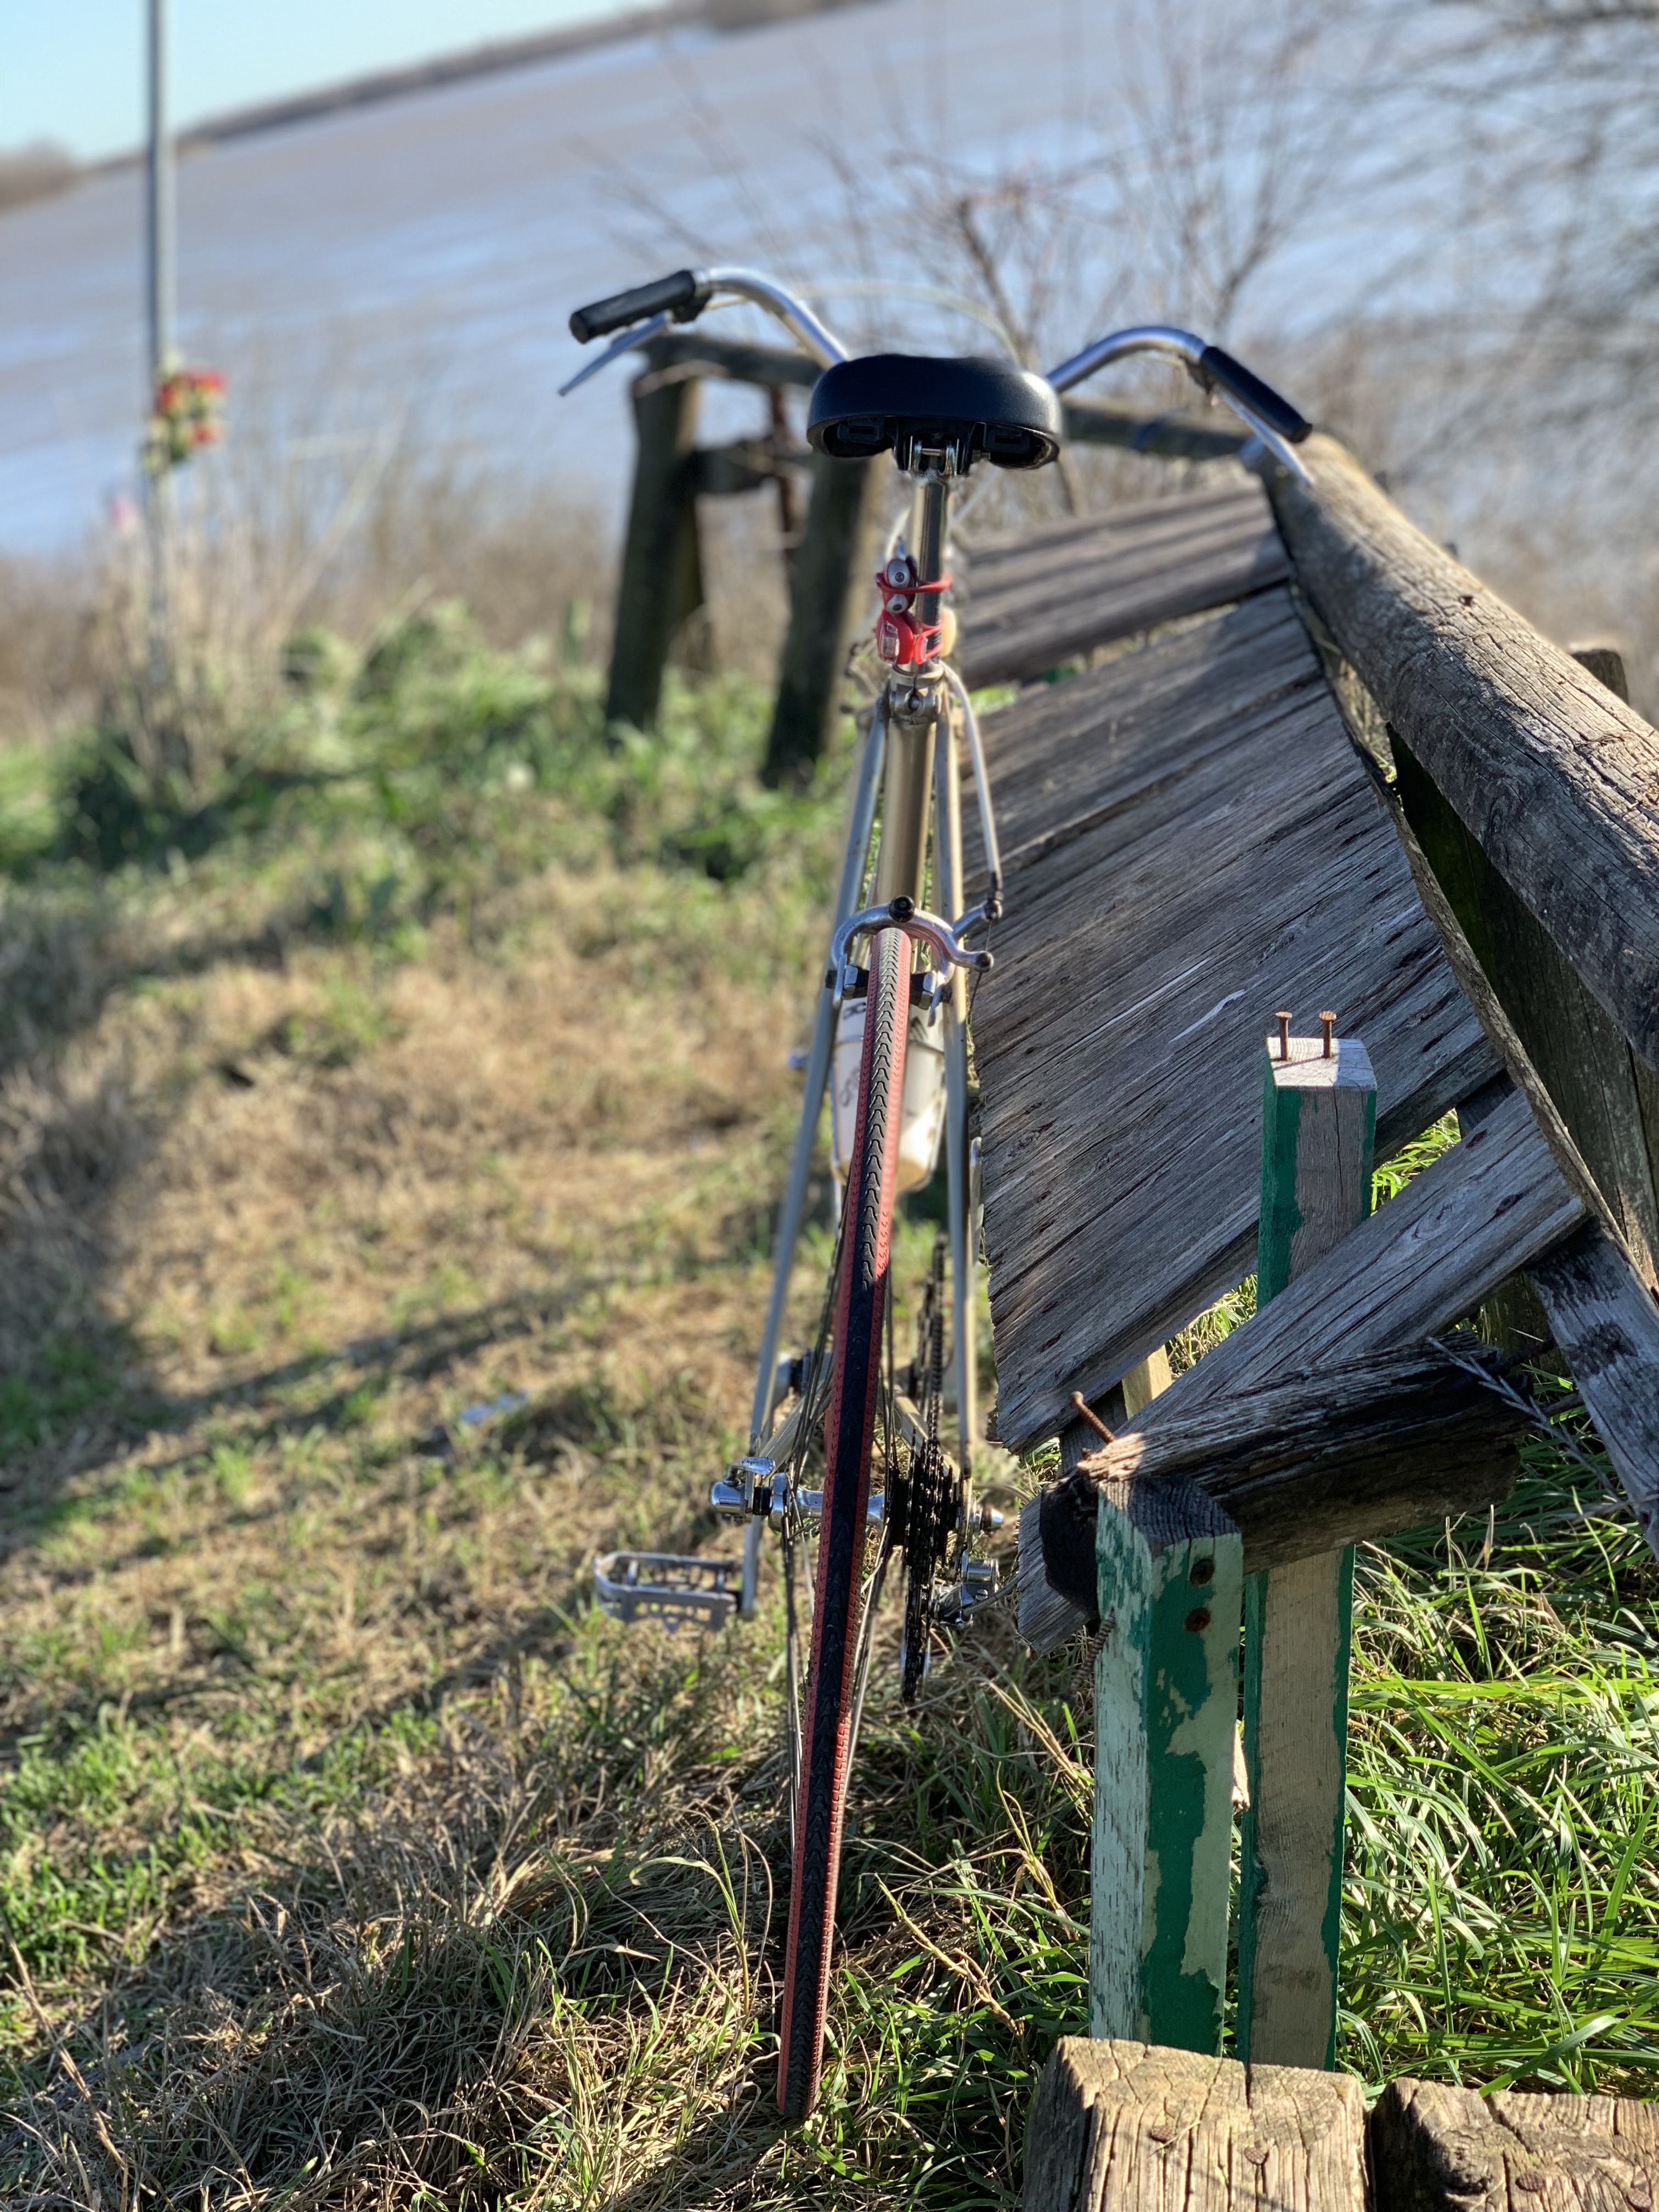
[872,551,952,668]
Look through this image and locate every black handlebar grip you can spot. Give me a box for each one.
[1197,345,1311,443]
[569,268,712,344]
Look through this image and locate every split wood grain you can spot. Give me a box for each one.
[1370,2075,1659,2212]
[1018,1341,1526,1652]
[1351,720,1659,1556]
[1268,432,1659,1069]
[1393,734,1659,1288]
[1532,1224,1659,1559]
[972,590,1494,1451]
[1132,1085,1581,1422]
[1023,2038,1368,2212]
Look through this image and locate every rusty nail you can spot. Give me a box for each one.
[1070,1390,1115,1444]
[1320,1011,1335,1058]
[1274,1011,1291,1062]
[1185,1607,1212,1634]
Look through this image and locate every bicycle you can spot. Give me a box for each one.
[566,266,1310,2118]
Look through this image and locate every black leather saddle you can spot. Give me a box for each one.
[806,354,1063,471]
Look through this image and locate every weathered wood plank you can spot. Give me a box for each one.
[1238,1026,1376,2073]
[1092,1474,1241,2051]
[1018,1342,1525,1655]
[1267,431,1659,1069]
[1023,2038,1368,2212]
[761,449,879,787]
[1142,1085,1581,1417]
[1370,2075,1659,2212]
[1532,1223,1659,1558]
[1394,732,1659,1287]
[1063,396,1250,461]
[958,479,1287,687]
[1345,727,1659,1554]
[634,329,821,391]
[973,594,1496,1451]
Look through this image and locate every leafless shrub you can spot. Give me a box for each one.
[0,140,78,214]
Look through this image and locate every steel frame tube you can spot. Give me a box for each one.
[934,708,976,1475]
[739,697,887,1613]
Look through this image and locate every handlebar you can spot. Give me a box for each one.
[564,274,1311,477]
[1194,344,1309,444]
[569,268,713,344]
[1046,323,1310,476]
[563,266,849,397]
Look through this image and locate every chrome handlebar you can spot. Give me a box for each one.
[1046,323,1312,480]
[563,273,1312,481]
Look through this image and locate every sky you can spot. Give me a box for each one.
[0,0,635,161]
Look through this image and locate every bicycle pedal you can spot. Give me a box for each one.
[592,1550,740,1632]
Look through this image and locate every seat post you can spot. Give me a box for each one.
[911,470,950,647]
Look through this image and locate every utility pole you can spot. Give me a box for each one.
[145,0,175,686]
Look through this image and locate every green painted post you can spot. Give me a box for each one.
[1237,1015,1376,2069]
[1091,1468,1243,2050]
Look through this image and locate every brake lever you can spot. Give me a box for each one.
[557,309,673,397]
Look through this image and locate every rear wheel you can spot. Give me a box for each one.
[776,924,909,2120]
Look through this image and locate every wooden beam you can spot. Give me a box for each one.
[636,330,821,391]
[1370,2076,1659,2212]
[1238,1026,1375,2072]
[1267,432,1659,1070]
[1320,709,1659,1559]
[605,355,704,730]
[1151,1084,1582,1412]
[762,452,879,788]
[1019,1341,1525,1655]
[1023,2039,1368,2212]
[691,435,810,498]
[1392,733,1659,1287]
[1531,1224,1659,1558]
[1060,397,1249,462]
[1091,1469,1241,2051]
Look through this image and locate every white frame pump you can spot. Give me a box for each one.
[567,269,1311,1624]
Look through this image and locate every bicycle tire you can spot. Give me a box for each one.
[777,923,909,2119]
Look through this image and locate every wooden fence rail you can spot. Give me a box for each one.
[1268,434,1659,1075]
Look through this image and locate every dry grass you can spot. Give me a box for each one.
[0,592,1653,2208]
[0,637,1082,2208]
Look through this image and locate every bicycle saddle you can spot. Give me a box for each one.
[806,354,1063,471]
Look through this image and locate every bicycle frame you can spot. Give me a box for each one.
[567,266,1314,1623]
[739,466,980,1615]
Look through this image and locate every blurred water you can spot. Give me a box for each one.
[0,0,1155,555]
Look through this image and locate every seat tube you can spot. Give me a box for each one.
[933,699,975,1476]
[874,472,949,910]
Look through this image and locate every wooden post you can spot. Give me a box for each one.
[1091,1468,1242,2051]
[1371,2076,1659,2212]
[605,353,704,731]
[761,452,881,788]
[1237,1023,1375,2070]
[1024,2039,1369,2212]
